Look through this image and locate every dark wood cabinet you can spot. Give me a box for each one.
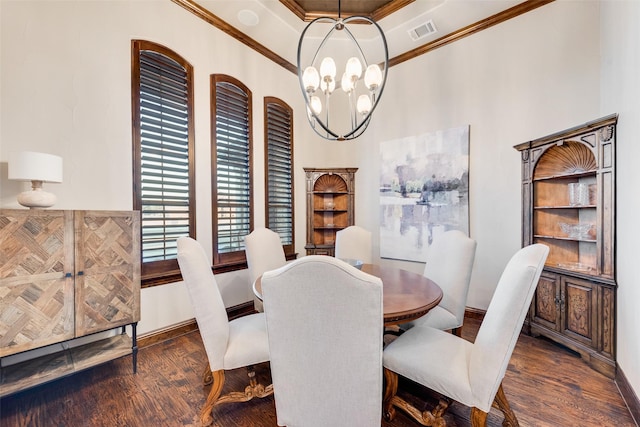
[514,114,617,378]
[304,168,357,256]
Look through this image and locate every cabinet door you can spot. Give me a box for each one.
[531,271,561,331]
[74,211,140,336]
[560,276,597,347]
[0,210,75,356]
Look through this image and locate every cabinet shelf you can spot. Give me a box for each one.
[534,234,596,243]
[532,170,596,181]
[1,333,133,398]
[313,191,348,195]
[534,205,596,209]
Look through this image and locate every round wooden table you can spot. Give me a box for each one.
[253,263,442,326]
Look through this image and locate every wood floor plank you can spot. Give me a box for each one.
[1,318,636,426]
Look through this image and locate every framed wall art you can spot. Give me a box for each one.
[379,125,470,262]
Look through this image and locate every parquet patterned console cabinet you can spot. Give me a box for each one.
[514,114,617,378]
[0,209,140,397]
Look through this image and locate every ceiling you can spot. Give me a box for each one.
[191,0,541,66]
[278,0,413,20]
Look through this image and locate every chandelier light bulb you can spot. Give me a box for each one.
[310,95,322,115]
[320,57,337,80]
[356,94,372,115]
[364,64,383,91]
[341,72,354,93]
[303,66,320,92]
[345,57,362,81]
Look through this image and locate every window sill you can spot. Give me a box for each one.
[141,252,298,288]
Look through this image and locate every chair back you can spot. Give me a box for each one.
[423,229,476,326]
[177,237,230,372]
[335,225,373,263]
[261,255,383,427]
[469,244,548,410]
[245,228,287,311]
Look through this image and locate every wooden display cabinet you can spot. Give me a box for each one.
[514,114,617,378]
[304,168,357,256]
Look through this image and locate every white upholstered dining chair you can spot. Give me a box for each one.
[177,237,272,427]
[382,244,549,427]
[261,255,384,427]
[402,229,477,336]
[334,225,373,263]
[245,227,287,312]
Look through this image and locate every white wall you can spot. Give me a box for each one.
[601,0,640,404]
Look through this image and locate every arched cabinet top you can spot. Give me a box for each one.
[533,140,597,180]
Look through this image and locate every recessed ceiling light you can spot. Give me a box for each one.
[238,9,259,27]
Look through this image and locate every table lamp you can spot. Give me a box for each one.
[8,151,63,208]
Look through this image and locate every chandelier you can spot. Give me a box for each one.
[297,1,389,141]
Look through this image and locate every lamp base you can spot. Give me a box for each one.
[17,189,57,209]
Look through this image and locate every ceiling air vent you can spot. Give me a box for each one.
[408,19,437,41]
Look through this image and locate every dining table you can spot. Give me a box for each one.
[253,263,443,327]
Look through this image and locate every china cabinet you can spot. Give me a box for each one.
[514,114,617,378]
[304,168,357,256]
[0,209,140,396]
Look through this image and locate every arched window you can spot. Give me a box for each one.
[264,97,294,256]
[211,74,253,267]
[132,40,195,286]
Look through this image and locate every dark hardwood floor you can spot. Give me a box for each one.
[1,317,636,426]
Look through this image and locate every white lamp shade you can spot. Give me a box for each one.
[320,57,336,79]
[365,64,383,91]
[357,95,372,115]
[310,96,322,115]
[9,151,63,183]
[302,66,320,92]
[341,72,354,92]
[345,57,362,81]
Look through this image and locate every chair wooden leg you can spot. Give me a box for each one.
[202,363,213,385]
[199,370,225,426]
[383,368,449,427]
[216,365,274,405]
[470,383,518,427]
[492,383,519,427]
[198,366,274,426]
[470,407,488,427]
[383,368,399,422]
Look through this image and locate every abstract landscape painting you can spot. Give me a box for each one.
[379,126,470,262]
